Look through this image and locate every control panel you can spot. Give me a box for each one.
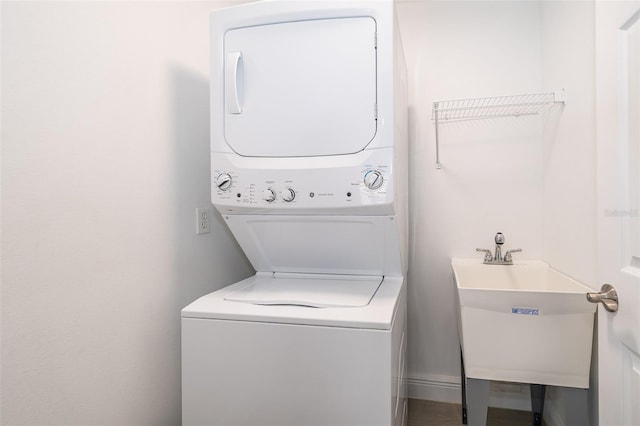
[211,150,396,214]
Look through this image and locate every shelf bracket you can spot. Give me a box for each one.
[434,101,441,169]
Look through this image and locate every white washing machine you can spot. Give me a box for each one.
[182,1,408,425]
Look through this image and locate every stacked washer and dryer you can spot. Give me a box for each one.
[181,1,408,425]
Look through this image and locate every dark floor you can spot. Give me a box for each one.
[408,399,547,426]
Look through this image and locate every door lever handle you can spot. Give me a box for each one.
[586,284,618,312]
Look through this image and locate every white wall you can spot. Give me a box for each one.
[1,2,254,424]
[396,0,545,402]
[541,2,597,292]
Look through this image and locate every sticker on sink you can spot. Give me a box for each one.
[512,308,539,315]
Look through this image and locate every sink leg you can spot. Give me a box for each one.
[467,378,490,426]
[562,387,588,426]
[530,384,546,426]
[460,348,467,425]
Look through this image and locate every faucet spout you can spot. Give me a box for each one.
[478,233,521,265]
[494,246,503,262]
[494,232,505,262]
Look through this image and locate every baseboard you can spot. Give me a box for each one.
[407,373,533,412]
[407,373,461,404]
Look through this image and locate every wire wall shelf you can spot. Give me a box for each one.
[431,91,566,169]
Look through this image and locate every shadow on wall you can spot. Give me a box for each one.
[169,64,253,308]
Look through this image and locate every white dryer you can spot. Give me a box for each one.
[182,1,408,425]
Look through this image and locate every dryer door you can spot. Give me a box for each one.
[223,17,377,157]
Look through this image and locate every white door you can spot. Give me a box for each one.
[595,3,640,425]
[224,17,377,158]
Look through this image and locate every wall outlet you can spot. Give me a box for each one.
[196,208,210,234]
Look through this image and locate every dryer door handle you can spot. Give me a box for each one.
[225,51,243,114]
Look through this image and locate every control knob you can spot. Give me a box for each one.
[215,173,232,191]
[282,188,296,202]
[263,188,276,202]
[364,170,384,190]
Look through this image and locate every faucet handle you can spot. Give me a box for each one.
[504,248,522,262]
[476,248,493,262]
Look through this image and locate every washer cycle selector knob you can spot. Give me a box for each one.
[216,173,232,191]
[282,188,296,202]
[263,188,276,202]
[364,170,384,190]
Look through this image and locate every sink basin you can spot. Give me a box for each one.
[451,258,596,388]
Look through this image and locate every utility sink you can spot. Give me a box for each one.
[452,258,596,388]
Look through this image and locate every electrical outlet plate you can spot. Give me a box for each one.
[196,208,210,234]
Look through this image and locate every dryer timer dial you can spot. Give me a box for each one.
[282,188,296,202]
[263,188,276,202]
[216,173,233,191]
[364,170,384,190]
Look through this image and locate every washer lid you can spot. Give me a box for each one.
[182,274,403,330]
[224,273,382,308]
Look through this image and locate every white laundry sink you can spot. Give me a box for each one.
[451,258,596,388]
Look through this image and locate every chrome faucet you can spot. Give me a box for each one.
[476,232,522,265]
[494,232,505,262]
